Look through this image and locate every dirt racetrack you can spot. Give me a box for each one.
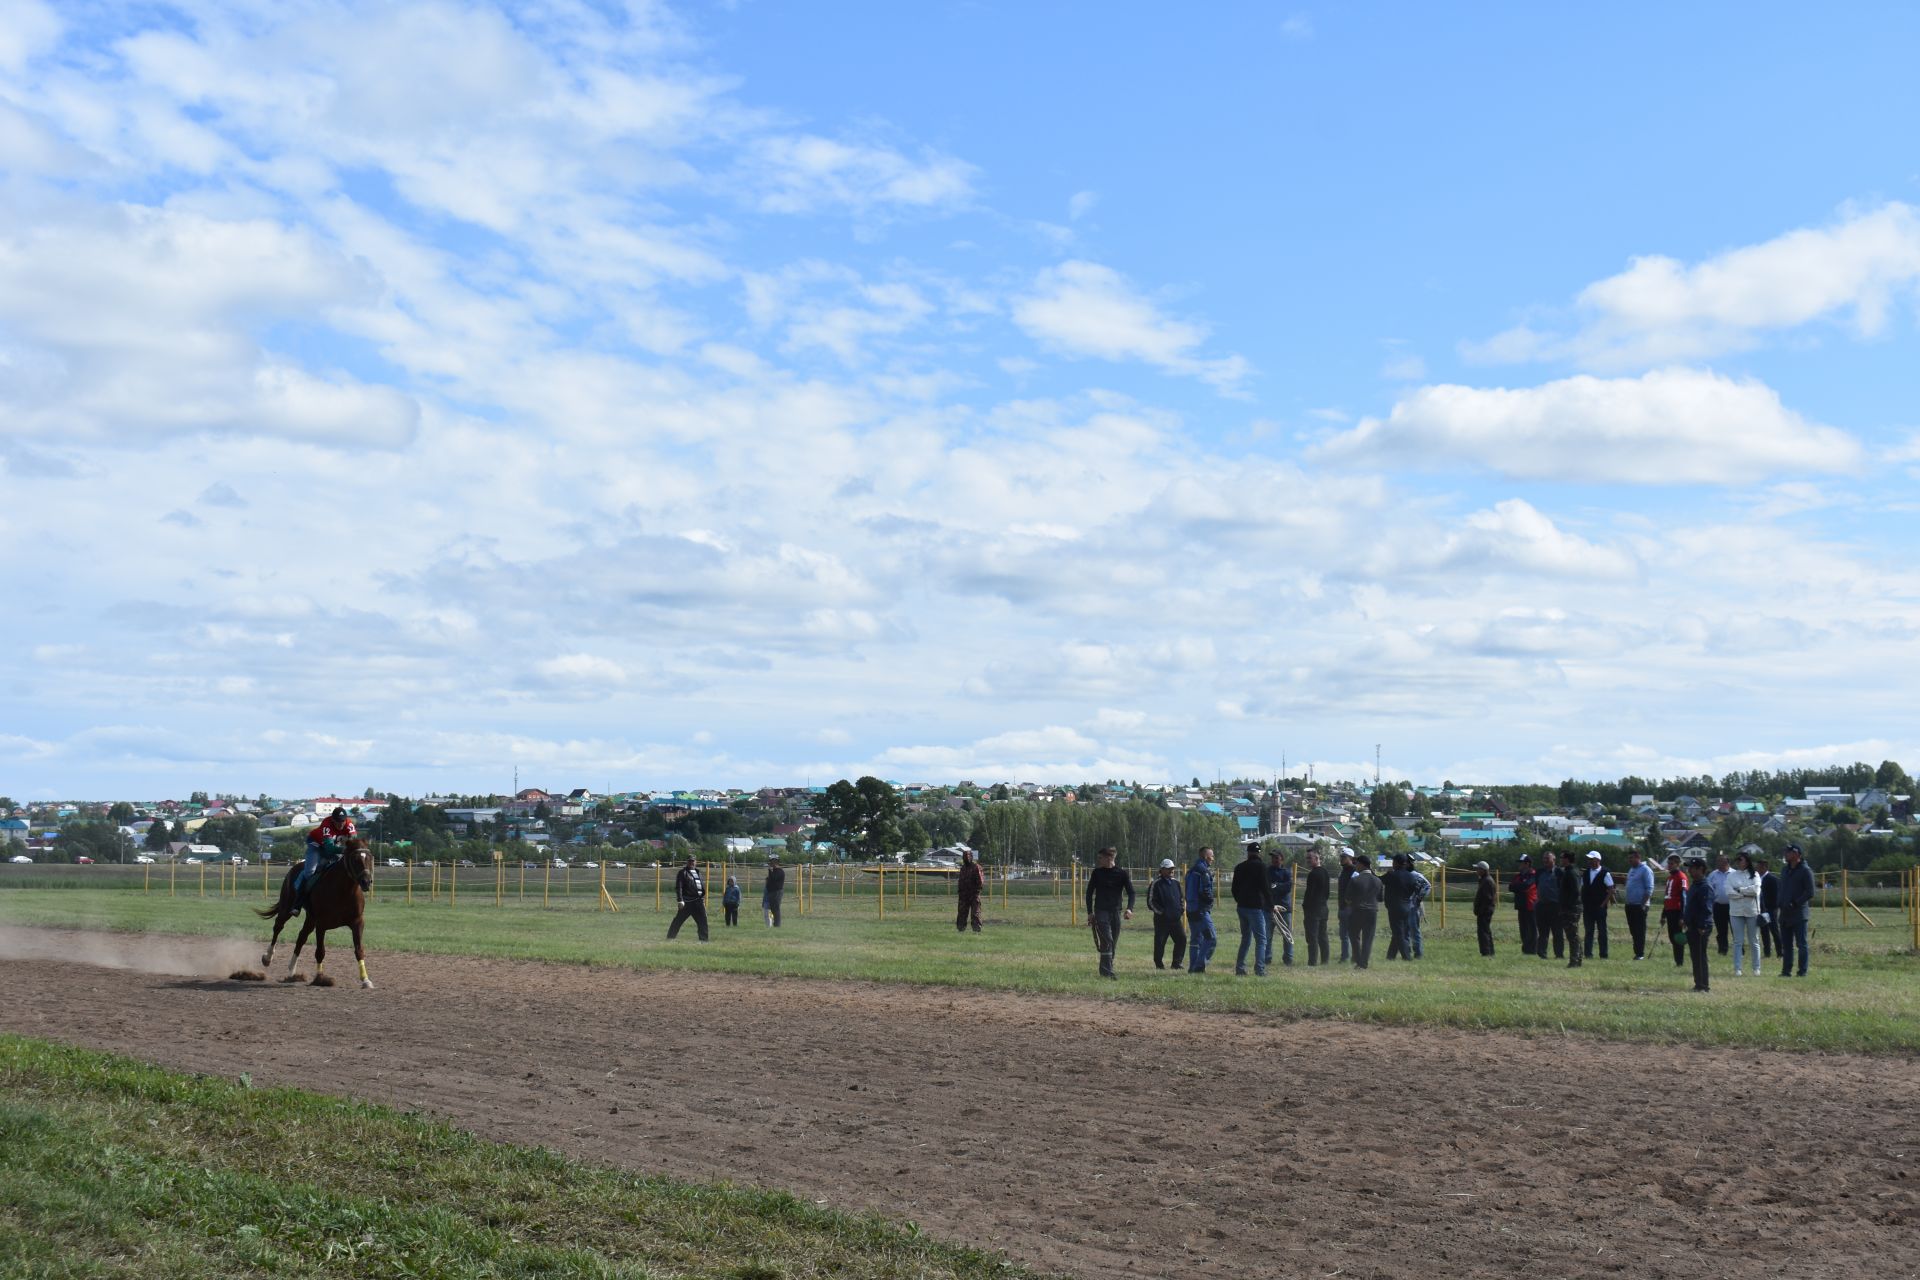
[2,929,1915,1280]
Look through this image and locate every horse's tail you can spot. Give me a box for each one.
[253,903,283,919]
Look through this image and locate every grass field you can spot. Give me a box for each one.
[0,1034,1049,1279]
[5,870,1916,1053]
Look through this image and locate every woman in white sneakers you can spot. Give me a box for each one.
[1725,849,1763,976]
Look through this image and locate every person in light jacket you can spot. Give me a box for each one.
[1725,850,1762,975]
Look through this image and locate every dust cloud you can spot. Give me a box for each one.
[0,926,257,978]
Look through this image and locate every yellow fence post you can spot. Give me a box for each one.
[543,861,551,908]
[654,864,661,910]
[450,860,457,907]
[262,860,269,898]
[1439,865,1447,930]
[198,862,205,897]
[144,861,150,893]
[169,860,175,897]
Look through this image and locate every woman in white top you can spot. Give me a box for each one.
[1726,850,1762,975]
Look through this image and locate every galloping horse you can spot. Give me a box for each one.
[256,837,374,988]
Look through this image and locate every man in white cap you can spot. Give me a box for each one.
[1581,850,1615,960]
[1147,857,1188,971]
[761,851,786,927]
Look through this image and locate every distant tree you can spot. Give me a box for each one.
[189,791,209,805]
[1874,759,1910,790]
[363,786,378,800]
[901,817,931,853]
[198,814,260,857]
[817,776,906,862]
[170,820,190,842]
[143,821,171,852]
[533,800,551,822]
[784,830,806,860]
[107,802,136,825]
[0,796,13,814]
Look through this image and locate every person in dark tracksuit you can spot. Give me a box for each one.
[1302,847,1331,966]
[761,853,786,927]
[1777,843,1814,978]
[722,875,741,926]
[1472,860,1497,956]
[1148,859,1187,971]
[1756,855,1780,959]
[1085,846,1135,979]
[1532,850,1563,959]
[1684,855,1714,992]
[667,854,709,941]
[1346,860,1382,968]
[1185,847,1217,973]
[956,849,985,933]
[1337,849,1358,963]
[1509,855,1538,956]
[1557,856,1584,968]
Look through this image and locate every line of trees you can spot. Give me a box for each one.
[1555,761,1908,808]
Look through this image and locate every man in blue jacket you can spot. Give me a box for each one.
[1776,843,1815,978]
[1265,852,1294,968]
[1185,847,1217,973]
[1684,855,1715,992]
[1532,850,1563,959]
[1621,848,1655,960]
[1147,858,1187,971]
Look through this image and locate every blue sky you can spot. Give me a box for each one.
[3,0,1919,798]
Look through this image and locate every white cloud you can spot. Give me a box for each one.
[746,134,975,214]
[1467,203,1920,368]
[534,654,629,687]
[0,0,60,73]
[1316,367,1861,484]
[1067,190,1099,221]
[1011,260,1251,393]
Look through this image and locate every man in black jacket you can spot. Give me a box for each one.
[1230,843,1272,976]
[1147,858,1187,971]
[1557,855,1584,968]
[1472,860,1497,956]
[1084,846,1135,979]
[1336,849,1358,963]
[1302,847,1331,966]
[1776,843,1814,978]
[1509,855,1538,955]
[1532,851,1563,959]
[667,853,709,941]
[762,852,786,927]
[1756,855,1780,959]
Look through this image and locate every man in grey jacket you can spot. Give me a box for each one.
[1346,860,1383,969]
[1147,858,1187,971]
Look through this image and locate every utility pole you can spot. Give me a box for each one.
[1375,744,1382,789]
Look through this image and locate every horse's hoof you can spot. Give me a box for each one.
[280,973,307,984]
[360,979,375,990]
[259,954,271,967]
[229,970,265,982]
[311,972,335,988]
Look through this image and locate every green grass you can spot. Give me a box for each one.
[4,873,1918,1054]
[0,1034,1051,1280]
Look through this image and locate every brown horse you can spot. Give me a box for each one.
[256,837,374,988]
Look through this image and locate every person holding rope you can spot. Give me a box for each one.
[1231,842,1272,976]
[1265,847,1295,968]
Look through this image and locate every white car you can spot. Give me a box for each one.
[8,854,31,864]
[583,861,599,869]
[135,855,154,864]
[385,858,405,867]
[230,855,245,866]
[184,857,202,864]
[611,861,627,869]
[551,858,570,868]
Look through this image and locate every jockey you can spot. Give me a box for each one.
[300,806,357,900]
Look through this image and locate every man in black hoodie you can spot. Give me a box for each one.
[1336,848,1358,963]
[1472,860,1497,956]
[667,853,709,941]
[1084,846,1135,979]
[1509,855,1538,955]
[1532,850,1563,959]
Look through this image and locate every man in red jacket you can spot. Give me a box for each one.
[299,806,356,902]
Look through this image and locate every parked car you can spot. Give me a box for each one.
[611,861,627,869]
[583,861,599,869]
[457,859,475,868]
[551,858,570,868]
[75,856,95,864]
[230,855,245,866]
[9,854,32,864]
[184,857,203,864]
[134,855,154,864]
[385,858,405,868]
